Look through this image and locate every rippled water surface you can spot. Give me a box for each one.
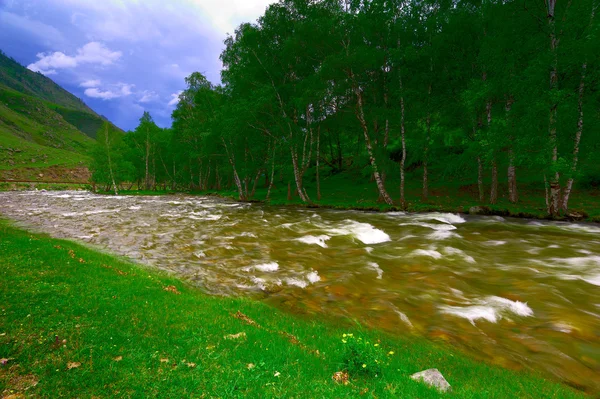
[1,191,599,392]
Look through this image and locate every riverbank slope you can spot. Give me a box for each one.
[0,220,585,398]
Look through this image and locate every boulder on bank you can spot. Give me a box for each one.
[410,368,451,392]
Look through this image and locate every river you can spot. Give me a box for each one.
[1,191,598,392]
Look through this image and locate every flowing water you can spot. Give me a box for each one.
[1,191,599,392]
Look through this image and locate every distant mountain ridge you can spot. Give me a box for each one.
[0,50,95,114]
[0,49,120,181]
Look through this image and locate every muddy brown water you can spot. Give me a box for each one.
[1,191,599,392]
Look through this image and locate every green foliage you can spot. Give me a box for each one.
[340,333,387,378]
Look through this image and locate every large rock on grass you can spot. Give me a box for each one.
[410,368,452,392]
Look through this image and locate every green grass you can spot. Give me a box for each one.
[0,220,585,398]
[179,169,600,223]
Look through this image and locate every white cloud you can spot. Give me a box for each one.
[79,79,101,88]
[191,0,276,34]
[138,90,159,103]
[84,87,120,100]
[27,41,121,75]
[168,90,183,106]
[84,82,134,101]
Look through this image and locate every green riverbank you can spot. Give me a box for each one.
[0,220,587,398]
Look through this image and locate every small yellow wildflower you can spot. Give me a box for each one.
[388,351,394,355]
[343,333,347,338]
[374,343,379,347]
[342,339,347,344]
[362,364,367,368]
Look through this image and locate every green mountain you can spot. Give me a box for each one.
[0,50,119,181]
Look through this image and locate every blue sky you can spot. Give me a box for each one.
[0,0,275,131]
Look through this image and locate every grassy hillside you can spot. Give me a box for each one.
[0,51,92,114]
[0,49,124,180]
[0,220,585,398]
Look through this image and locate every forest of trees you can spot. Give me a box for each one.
[91,0,600,216]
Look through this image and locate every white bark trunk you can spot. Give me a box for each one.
[561,62,587,212]
[352,79,393,206]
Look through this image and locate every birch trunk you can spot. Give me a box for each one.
[352,79,393,206]
[145,128,150,191]
[423,112,430,200]
[222,138,245,201]
[290,145,310,203]
[477,156,484,202]
[104,125,118,196]
[266,140,276,201]
[486,100,498,204]
[547,0,561,215]
[506,98,517,203]
[399,72,407,209]
[316,125,321,201]
[561,62,586,212]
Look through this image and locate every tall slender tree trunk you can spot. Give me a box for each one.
[352,79,393,206]
[508,149,517,203]
[423,114,430,200]
[316,125,321,201]
[547,0,561,215]
[399,73,407,209]
[477,156,484,202]
[222,139,245,201]
[486,98,498,204]
[104,125,118,196]
[290,146,310,203]
[561,62,587,212]
[506,98,517,203]
[145,129,150,191]
[266,140,276,201]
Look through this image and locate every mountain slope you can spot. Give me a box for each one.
[0,50,93,113]
[0,50,120,182]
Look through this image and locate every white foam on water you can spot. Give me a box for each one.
[129,206,141,210]
[367,262,383,279]
[188,214,221,221]
[254,262,279,272]
[240,232,257,238]
[443,247,476,264]
[251,276,267,290]
[582,274,600,286]
[306,270,321,283]
[398,234,417,241]
[411,249,443,259]
[483,240,507,246]
[401,222,457,231]
[296,235,330,248]
[330,220,391,244]
[427,230,459,240]
[386,211,406,217]
[440,296,533,324]
[414,212,466,225]
[395,310,414,329]
[194,251,206,258]
[547,244,560,249]
[441,305,499,323]
[365,246,373,253]
[556,223,600,234]
[285,278,308,288]
[552,256,600,268]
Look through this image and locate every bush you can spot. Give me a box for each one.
[339,333,391,378]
